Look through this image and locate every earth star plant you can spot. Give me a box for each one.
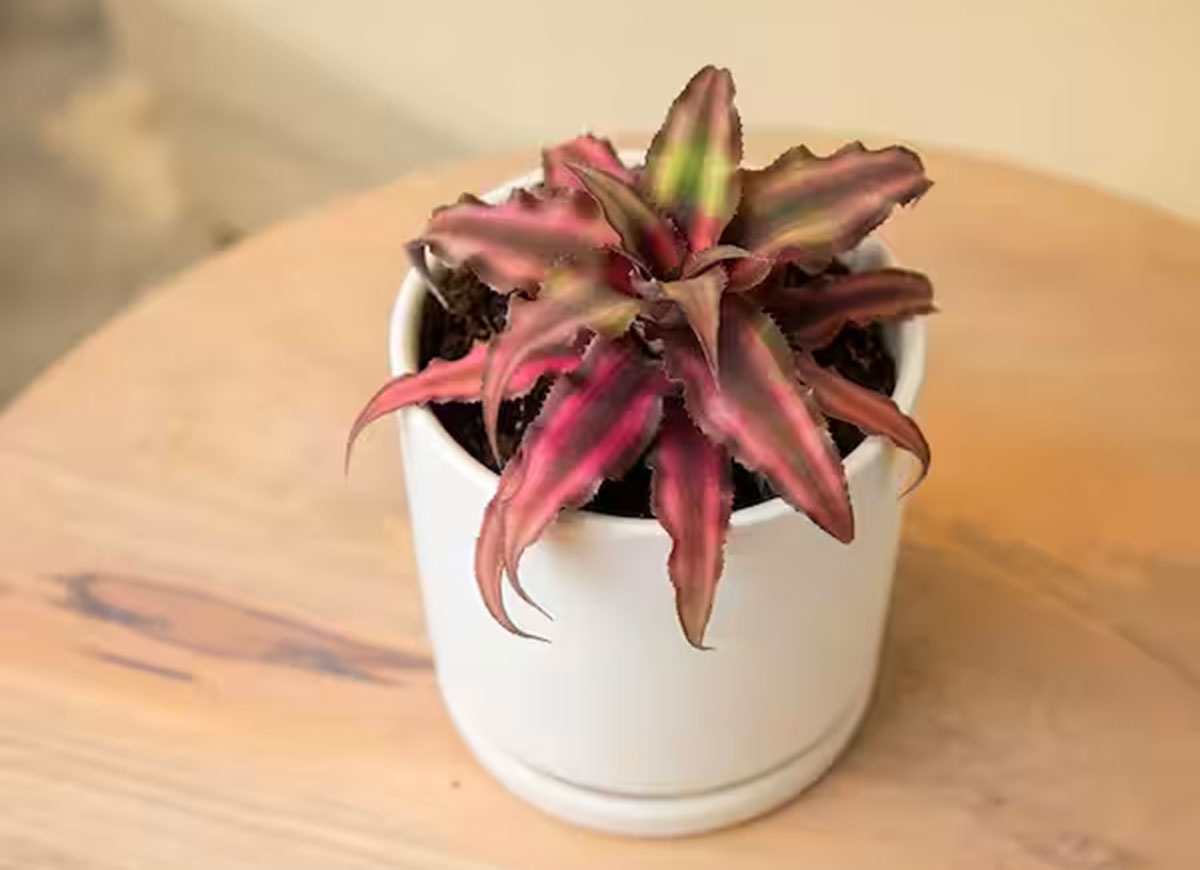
[349,66,935,647]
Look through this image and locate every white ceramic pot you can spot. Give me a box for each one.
[388,155,926,837]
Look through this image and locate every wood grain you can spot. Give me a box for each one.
[1,132,1197,869]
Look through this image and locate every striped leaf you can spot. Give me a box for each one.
[420,188,619,293]
[730,142,931,268]
[681,244,750,278]
[650,402,732,649]
[481,267,641,459]
[568,163,685,276]
[643,65,743,252]
[761,267,935,348]
[795,351,930,493]
[665,296,853,542]
[542,134,633,191]
[346,343,581,470]
[487,339,666,612]
[660,267,727,372]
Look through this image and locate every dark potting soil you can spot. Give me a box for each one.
[418,266,896,518]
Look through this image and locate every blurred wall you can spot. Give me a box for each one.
[105,0,1200,230]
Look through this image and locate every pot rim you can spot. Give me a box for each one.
[389,151,927,538]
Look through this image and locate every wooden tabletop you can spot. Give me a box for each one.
[1,132,1198,869]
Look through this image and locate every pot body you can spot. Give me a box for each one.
[389,158,925,834]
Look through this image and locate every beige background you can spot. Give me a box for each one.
[104,0,1200,230]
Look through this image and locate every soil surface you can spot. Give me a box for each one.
[418,265,896,517]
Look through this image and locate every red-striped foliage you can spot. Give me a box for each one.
[351,66,936,644]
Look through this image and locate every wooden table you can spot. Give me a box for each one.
[2,133,1197,869]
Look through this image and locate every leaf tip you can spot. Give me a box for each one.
[406,239,449,310]
[505,558,554,622]
[829,511,856,544]
[898,437,931,498]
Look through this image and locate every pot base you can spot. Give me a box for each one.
[442,679,874,838]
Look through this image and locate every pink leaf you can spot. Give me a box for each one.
[474,452,547,639]
[730,142,931,269]
[643,66,743,252]
[795,351,930,493]
[660,267,728,372]
[542,134,632,191]
[495,339,666,600]
[650,403,732,649]
[760,267,935,348]
[481,266,641,460]
[421,188,620,293]
[346,344,581,471]
[665,296,853,542]
[567,163,685,277]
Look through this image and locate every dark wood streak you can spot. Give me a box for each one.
[88,649,196,682]
[54,573,432,684]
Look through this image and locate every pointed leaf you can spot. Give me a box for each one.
[542,134,632,191]
[346,343,581,470]
[660,267,727,371]
[643,66,743,252]
[497,339,666,588]
[665,296,853,542]
[568,163,685,276]
[682,244,747,277]
[420,188,619,293]
[761,267,935,348]
[650,403,732,649]
[474,452,548,639]
[481,267,641,459]
[681,244,773,292]
[795,351,930,493]
[405,240,449,310]
[730,142,931,268]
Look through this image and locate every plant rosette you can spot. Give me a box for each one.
[349,67,934,836]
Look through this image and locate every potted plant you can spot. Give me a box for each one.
[349,66,934,836]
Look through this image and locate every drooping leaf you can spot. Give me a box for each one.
[730,142,931,268]
[420,188,619,293]
[542,134,633,191]
[795,351,930,493]
[346,343,581,470]
[568,163,685,276]
[660,267,727,371]
[481,267,641,459]
[760,267,935,348]
[405,240,449,310]
[475,452,547,639]
[643,65,743,252]
[665,296,853,542]
[650,402,732,649]
[496,339,666,594]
